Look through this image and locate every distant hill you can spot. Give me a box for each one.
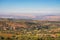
[0,15,60,21]
[38,15,60,21]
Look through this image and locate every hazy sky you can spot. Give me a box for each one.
[0,0,60,16]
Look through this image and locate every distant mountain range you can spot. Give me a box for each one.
[0,14,60,21]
